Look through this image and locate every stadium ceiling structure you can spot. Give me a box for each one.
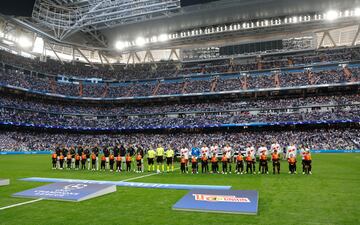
[5,0,359,49]
[2,0,360,66]
[29,0,181,47]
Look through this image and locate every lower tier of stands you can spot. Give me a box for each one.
[0,127,358,151]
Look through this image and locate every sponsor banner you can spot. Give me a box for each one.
[0,151,52,155]
[20,177,231,190]
[0,119,359,132]
[173,189,259,215]
[13,182,116,202]
[312,150,360,153]
[117,181,231,190]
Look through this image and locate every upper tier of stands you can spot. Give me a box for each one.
[0,46,359,101]
[1,47,359,81]
[1,64,358,98]
[1,60,360,100]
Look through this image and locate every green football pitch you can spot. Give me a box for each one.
[0,154,359,225]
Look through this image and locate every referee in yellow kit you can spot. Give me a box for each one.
[147,146,156,172]
[156,144,165,172]
[165,146,174,172]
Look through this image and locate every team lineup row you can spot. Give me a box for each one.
[51,143,313,175]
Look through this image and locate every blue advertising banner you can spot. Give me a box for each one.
[312,150,360,153]
[173,189,259,215]
[13,182,116,202]
[0,151,52,155]
[0,119,359,132]
[20,177,232,190]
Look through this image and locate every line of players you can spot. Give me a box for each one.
[50,141,313,175]
[177,143,312,175]
[51,144,146,173]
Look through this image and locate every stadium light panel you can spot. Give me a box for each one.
[292,16,298,23]
[135,37,146,46]
[115,41,126,50]
[2,39,14,46]
[325,10,338,21]
[32,37,44,54]
[355,8,360,16]
[158,34,168,42]
[18,36,32,48]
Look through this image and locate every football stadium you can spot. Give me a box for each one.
[0,0,360,224]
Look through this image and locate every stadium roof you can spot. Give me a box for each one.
[2,0,360,54]
[103,0,360,45]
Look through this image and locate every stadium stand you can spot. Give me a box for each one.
[0,13,359,153]
[0,59,359,98]
[1,128,359,152]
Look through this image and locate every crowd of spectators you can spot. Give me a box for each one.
[0,101,359,129]
[0,94,359,116]
[0,50,178,80]
[1,48,359,152]
[0,128,358,151]
[1,47,360,82]
[1,67,358,98]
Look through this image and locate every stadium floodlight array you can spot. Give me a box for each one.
[115,8,360,51]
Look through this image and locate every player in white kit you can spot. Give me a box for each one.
[223,144,234,173]
[201,144,210,158]
[257,143,268,174]
[180,146,189,172]
[300,144,311,174]
[286,143,297,173]
[270,141,281,155]
[245,143,256,174]
[210,143,219,158]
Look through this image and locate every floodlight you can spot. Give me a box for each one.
[325,10,338,21]
[292,16,298,23]
[355,8,360,16]
[135,37,146,46]
[115,41,126,50]
[18,36,33,48]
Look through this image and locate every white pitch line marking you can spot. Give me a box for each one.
[0,198,43,211]
[1,168,181,210]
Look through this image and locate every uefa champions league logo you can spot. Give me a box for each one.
[32,183,88,197]
[63,184,88,191]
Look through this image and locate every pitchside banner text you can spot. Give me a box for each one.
[13,182,116,202]
[173,189,259,215]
